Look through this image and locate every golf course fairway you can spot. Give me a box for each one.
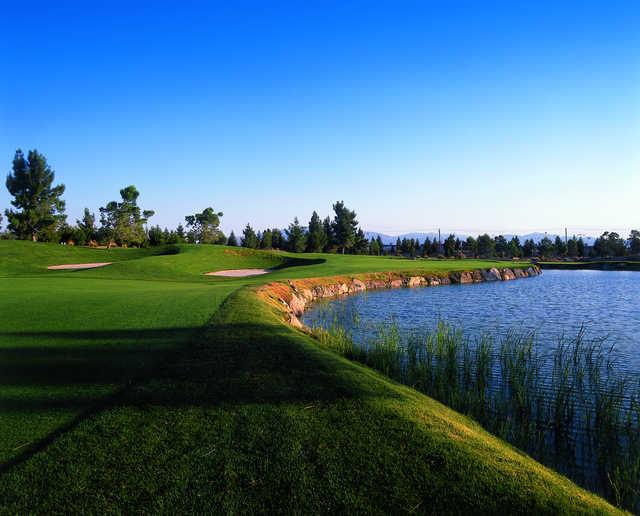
[0,241,620,513]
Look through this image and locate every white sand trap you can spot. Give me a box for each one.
[205,268,270,277]
[47,262,112,270]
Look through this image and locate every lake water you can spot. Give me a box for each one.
[303,270,640,370]
[302,269,640,508]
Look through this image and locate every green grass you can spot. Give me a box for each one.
[0,241,620,513]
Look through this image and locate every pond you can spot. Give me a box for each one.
[303,269,640,371]
[302,269,640,511]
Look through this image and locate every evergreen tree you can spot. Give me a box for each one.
[241,224,258,248]
[176,224,186,242]
[99,185,153,247]
[443,234,457,257]
[523,238,536,257]
[306,211,327,252]
[227,231,238,246]
[369,237,381,256]
[353,228,369,255]
[508,236,522,258]
[554,235,567,256]
[148,225,165,246]
[376,235,384,255]
[271,228,284,249]
[184,207,224,244]
[331,201,358,254]
[261,228,273,249]
[537,236,554,257]
[608,232,626,256]
[322,216,334,252]
[285,217,307,253]
[628,230,640,255]
[409,238,417,257]
[215,231,227,245]
[5,149,66,241]
[55,222,73,243]
[477,234,495,257]
[422,237,431,257]
[577,237,585,257]
[76,208,96,244]
[494,235,508,257]
[567,237,578,257]
[395,237,402,256]
[465,236,478,257]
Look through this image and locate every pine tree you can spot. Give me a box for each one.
[5,149,66,241]
[353,228,369,254]
[184,207,224,244]
[465,236,478,257]
[148,225,165,246]
[537,236,554,257]
[477,234,495,257]
[331,201,358,254]
[261,229,273,249]
[494,235,508,257]
[628,230,640,255]
[176,224,186,242]
[523,238,536,257]
[306,211,327,252]
[422,237,431,257]
[227,231,238,246]
[554,235,567,256]
[443,234,457,257]
[241,224,258,248]
[322,216,334,252]
[285,217,307,253]
[508,236,522,258]
[272,228,284,249]
[76,208,96,244]
[99,185,153,247]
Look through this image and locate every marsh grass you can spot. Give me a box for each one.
[310,317,640,512]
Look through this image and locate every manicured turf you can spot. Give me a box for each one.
[0,241,620,513]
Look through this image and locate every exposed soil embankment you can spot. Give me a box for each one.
[258,265,541,328]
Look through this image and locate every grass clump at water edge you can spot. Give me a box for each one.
[310,319,640,512]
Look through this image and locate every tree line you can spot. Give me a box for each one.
[3,149,639,258]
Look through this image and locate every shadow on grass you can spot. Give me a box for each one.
[0,328,196,386]
[272,257,326,270]
[0,319,396,475]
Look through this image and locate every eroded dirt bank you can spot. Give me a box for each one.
[258,265,541,327]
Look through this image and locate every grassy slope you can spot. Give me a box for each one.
[0,242,619,513]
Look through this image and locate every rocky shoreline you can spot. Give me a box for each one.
[258,265,542,328]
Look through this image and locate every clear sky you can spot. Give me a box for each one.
[1,1,638,237]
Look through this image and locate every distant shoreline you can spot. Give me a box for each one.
[539,260,640,271]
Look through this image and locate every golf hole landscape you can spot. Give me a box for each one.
[3,2,639,514]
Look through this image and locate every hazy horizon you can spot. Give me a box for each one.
[2,1,638,235]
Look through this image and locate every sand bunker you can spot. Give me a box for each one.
[47,262,112,270]
[205,268,270,277]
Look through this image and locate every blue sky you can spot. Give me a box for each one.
[1,1,638,237]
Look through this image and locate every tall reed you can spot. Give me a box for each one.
[310,314,640,512]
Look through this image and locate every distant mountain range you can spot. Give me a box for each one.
[364,231,597,246]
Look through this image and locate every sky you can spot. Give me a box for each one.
[1,1,639,237]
